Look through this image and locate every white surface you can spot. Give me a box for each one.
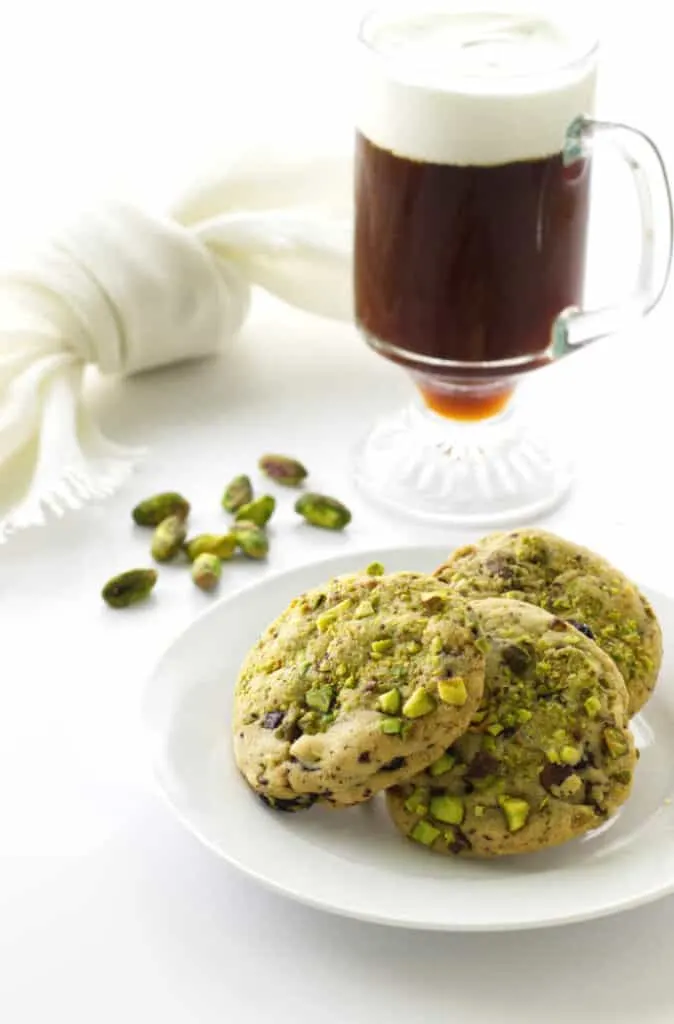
[357,8,597,164]
[145,544,674,932]
[2,1,674,1022]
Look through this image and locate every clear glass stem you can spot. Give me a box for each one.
[353,391,573,526]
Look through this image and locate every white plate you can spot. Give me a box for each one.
[142,545,674,931]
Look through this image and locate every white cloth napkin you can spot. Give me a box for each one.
[0,149,353,539]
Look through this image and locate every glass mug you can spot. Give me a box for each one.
[353,4,673,524]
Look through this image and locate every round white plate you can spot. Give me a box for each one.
[142,545,674,931]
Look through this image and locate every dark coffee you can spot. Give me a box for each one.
[354,131,592,417]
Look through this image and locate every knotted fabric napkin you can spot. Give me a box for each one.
[0,150,353,539]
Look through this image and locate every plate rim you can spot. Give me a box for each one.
[142,543,674,932]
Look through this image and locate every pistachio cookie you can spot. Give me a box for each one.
[233,572,486,810]
[434,528,662,715]
[387,598,636,857]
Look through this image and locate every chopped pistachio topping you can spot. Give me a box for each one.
[437,678,468,707]
[402,687,436,719]
[429,752,455,777]
[410,820,441,846]
[377,688,401,715]
[429,794,465,825]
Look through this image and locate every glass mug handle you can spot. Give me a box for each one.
[553,115,673,356]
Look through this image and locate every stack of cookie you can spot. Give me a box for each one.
[232,529,662,858]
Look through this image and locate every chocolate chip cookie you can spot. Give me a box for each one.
[387,598,636,857]
[233,572,486,810]
[434,528,661,715]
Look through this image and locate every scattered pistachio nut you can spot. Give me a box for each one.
[102,568,157,608]
[365,561,385,576]
[151,515,187,563]
[232,523,269,560]
[221,474,253,513]
[295,492,351,531]
[191,553,221,592]
[258,453,308,487]
[380,717,403,735]
[185,533,237,561]
[235,495,276,527]
[132,492,190,527]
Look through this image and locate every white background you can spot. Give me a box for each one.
[2,2,674,1021]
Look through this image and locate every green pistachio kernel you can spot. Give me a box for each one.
[603,726,629,758]
[404,787,429,815]
[475,636,490,654]
[402,687,436,719]
[430,635,444,655]
[584,695,602,718]
[560,745,582,766]
[472,774,498,792]
[406,641,422,655]
[354,600,376,619]
[365,561,385,576]
[380,717,403,735]
[316,599,352,631]
[419,592,447,613]
[516,708,533,723]
[498,796,530,833]
[235,494,276,527]
[371,638,394,655]
[437,678,468,706]
[429,794,465,826]
[555,774,583,799]
[486,723,504,736]
[410,820,441,846]
[429,752,456,777]
[546,748,560,764]
[377,688,402,715]
[305,686,334,713]
[474,805,486,818]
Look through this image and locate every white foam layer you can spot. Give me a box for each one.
[357,10,598,166]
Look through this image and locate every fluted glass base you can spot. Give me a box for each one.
[353,397,572,526]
